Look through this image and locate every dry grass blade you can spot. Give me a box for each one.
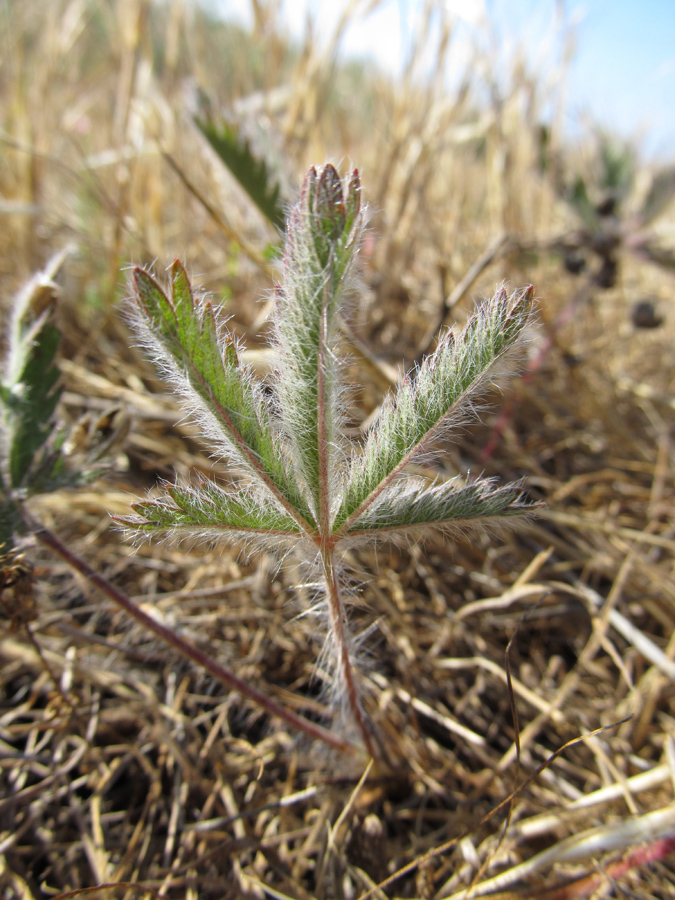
[440,806,675,899]
[357,719,633,900]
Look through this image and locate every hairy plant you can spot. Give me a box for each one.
[123,164,537,757]
[0,248,126,555]
[0,250,353,754]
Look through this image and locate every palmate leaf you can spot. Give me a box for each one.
[334,285,534,533]
[123,165,539,757]
[131,262,313,529]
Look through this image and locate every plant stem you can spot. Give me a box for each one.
[320,542,375,758]
[311,263,374,757]
[317,280,331,538]
[21,507,358,756]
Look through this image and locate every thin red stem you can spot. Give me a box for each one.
[22,508,356,756]
[315,271,374,758]
[321,543,376,758]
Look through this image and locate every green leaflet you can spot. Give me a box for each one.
[132,261,312,527]
[334,285,534,533]
[273,166,363,516]
[131,480,302,538]
[345,478,532,538]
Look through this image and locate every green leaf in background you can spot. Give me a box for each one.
[598,135,635,202]
[196,116,287,231]
[567,176,599,230]
[7,321,62,488]
[1,247,123,554]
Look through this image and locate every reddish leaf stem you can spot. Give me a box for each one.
[21,508,357,756]
[320,542,376,758]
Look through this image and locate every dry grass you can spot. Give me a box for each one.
[1,1,675,898]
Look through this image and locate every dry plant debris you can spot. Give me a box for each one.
[1,1,675,898]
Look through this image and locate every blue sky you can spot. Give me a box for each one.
[212,0,675,160]
[562,0,675,158]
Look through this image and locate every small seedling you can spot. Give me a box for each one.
[124,164,537,757]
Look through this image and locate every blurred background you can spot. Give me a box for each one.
[221,0,675,160]
[2,0,674,314]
